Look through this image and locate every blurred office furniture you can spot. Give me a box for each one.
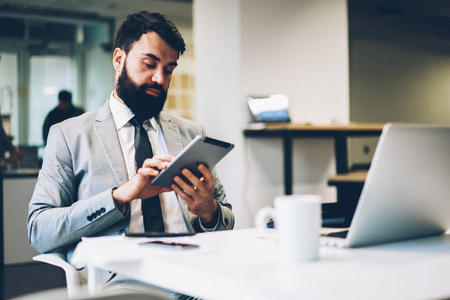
[33,253,174,300]
[17,146,40,169]
[72,228,450,300]
[243,123,384,227]
[33,253,81,299]
[12,289,170,300]
[2,169,65,298]
[1,170,4,300]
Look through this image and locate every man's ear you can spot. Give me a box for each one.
[112,48,125,72]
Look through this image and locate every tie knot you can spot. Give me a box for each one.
[129,117,143,128]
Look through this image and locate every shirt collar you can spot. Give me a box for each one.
[109,91,157,131]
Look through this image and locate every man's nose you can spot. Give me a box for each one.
[151,68,165,85]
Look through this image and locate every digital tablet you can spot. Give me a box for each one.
[151,135,234,188]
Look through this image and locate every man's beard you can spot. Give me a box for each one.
[116,64,167,122]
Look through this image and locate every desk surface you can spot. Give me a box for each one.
[2,168,39,178]
[72,228,450,300]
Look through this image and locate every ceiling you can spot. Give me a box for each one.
[0,0,192,23]
[348,0,450,19]
[348,0,450,51]
[1,0,450,26]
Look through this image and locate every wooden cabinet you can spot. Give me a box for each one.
[2,169,40,265]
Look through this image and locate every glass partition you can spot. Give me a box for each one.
[28,55,78,146]
[0,52,19,146]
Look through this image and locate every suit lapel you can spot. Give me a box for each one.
[93,100,128,185]
[159,112,192,222]
[159,112,184,156]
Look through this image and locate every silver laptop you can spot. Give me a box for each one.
[321,123,450,247]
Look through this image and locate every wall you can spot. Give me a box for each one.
[194,0,246,226]
[350,40,450,125]
[348,11,450,167]
[194,0,349,228]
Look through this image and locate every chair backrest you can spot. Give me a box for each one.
[32,254,173,300]
[33,253,82,298]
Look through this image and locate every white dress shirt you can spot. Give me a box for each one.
[109,93,189,234]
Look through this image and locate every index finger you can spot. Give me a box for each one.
[152,154,174,162]
[142,157,170,170]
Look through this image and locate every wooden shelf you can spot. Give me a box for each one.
[245,122,385,132]
[328,171,368,185]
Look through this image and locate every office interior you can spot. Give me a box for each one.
[1,0,450,298]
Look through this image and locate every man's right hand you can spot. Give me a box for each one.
[112,154,173,209]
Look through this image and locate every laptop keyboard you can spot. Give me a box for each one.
[321,230,349,239]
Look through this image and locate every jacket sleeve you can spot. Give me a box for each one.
[27,125,128,254]
[211,167,235,230]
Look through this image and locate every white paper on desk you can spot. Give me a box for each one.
[71,235,210,269]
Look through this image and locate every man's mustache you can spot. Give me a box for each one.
[141,83,165,94]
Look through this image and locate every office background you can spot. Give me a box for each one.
[1,0,450,298]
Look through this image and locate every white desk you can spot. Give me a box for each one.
[71,228,450,300]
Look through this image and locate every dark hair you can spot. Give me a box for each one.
[114,11,185,56]
[58,90,72,103]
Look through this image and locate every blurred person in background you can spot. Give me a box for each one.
[42,90,84,145]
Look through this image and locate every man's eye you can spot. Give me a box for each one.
[164,69,174,75]
[144,63,155,68]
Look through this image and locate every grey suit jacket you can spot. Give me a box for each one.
[28,100,234,260]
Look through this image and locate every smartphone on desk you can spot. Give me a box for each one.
[127,232,195,238]
[139,240,199,250]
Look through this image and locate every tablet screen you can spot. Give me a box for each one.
[151,135,234,188]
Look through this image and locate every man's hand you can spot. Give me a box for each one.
[113,154,173,209]
[171,164,218,227]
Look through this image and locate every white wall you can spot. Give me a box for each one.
[194,0,247,227]
[241,0,349,125]
[194,0,349,228]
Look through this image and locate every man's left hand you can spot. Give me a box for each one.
[171,164,218,227]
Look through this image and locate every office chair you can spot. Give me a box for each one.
[12,288,171,300]
[33,253,83,298]
[32,254,174,300]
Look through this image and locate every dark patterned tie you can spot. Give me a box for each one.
[129,117,165,232]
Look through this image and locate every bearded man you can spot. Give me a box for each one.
[27,12,234,291]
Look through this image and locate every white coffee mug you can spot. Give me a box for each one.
[255,194,321,262]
